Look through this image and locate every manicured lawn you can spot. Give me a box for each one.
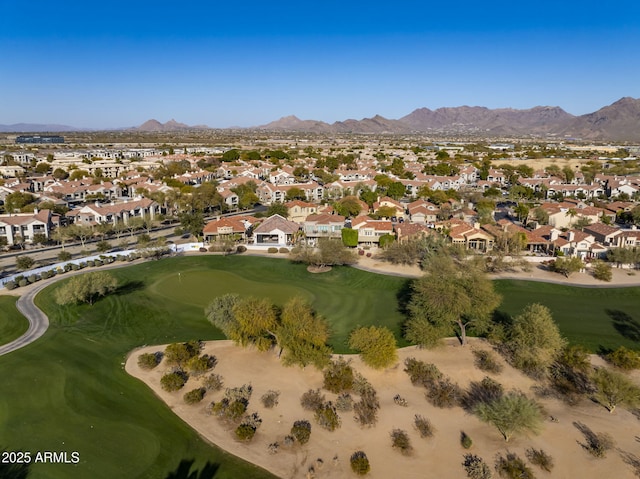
[0,255,407,479]
[0,296,29,346]
[494,279,640,352]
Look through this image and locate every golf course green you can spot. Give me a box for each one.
[0,255,638,478]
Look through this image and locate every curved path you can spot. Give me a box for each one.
[3,253,640,357]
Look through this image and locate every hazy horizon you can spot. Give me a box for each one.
[2,0,639,129]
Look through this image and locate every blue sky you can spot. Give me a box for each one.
[1,0,639,129]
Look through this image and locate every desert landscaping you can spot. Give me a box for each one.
[127,338,640,479]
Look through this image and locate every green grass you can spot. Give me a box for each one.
[0,256,407,479]
[0,296,29,346]
[494,280,640,352]
[3,256,638,478]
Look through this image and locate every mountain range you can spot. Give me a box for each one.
[2,97,639,141]
[258,97,640,141]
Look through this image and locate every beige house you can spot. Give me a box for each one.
[0,209,61,245]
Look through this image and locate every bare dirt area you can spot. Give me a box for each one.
[127,339,640,479]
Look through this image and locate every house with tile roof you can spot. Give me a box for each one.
[350,217,393,246]
[251,214,300,246]
[302,213,345,244]
[203,216,255,242]
[0,209,61,245]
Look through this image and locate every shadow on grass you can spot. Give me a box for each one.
[164,459,220,479]
[396,278,414,317]
[606,309,640,342]
[0,448,30,479]
[115,280,146,296]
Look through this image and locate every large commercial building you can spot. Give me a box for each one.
[15,135,65,144]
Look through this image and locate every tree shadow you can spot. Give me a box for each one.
[115,280,146,296]
[606,309,640,342]
[164,459,220,479]
[0,448,30,479]
[396,278,414,316]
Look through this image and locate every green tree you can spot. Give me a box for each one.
[341,228,358,247]
[507,303,566,376]
[205,293,240,338]
[164,341,203,368]
[333,196,362,217]
[4,192,36,213]
[285,187,306,201]
[405,256,501,346]
[278,296,331,369]
[222,149,240,162]
[591,367,640,413]
[266,202,289,217]
[16,255,35,271]
[290,238,357,268]
[55,271,118,305]
[552,256,584,278]
[348,326,398,369]
[231,296,278,351]
[474,391,544,441]
[178,210,205,238]
[386,181,406,200]
[591,260,612,282]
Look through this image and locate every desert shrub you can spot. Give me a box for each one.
[460,431,473,449]
[267,247,278,254]
[336,393,354,411]
[185,354,217,376]
[267,442,279,454]
[235,423,257,441]
[261,390,280,409]
[86,260,95,267]
[137,352,161,370]
[279,247,289,253]
[525,448,554,472]
[301,389,326,411]
[211,398,247,421]
[202,373,224,391]
[40,270,51,279]
[494,452,534,479]
[462,454,492,479]
[27,274,38,283]
[591,260,612,281]
[236,245,247,253]
[58,251,72,261]
[291,420,312,445]
[462,377,504,411]
[607,346,640,370]
[160,371,188,392]
[352,372,374,396]
[225,384,253,403]
[283,435,295,447]
[323,358,354,393]
[4,281,16,290]
[350,451,370,475]
[413,415,434,438]
[184,388,206,405]
[404,357,443,387]
[393,394,408,407]
[18,279,28,287]
[314,401,341,431]
[164,340,203,368]
[353,387,380,427]
[574,421,614,458]
[199,247,208,253]
[426,378,463,408]
[390,429,412,455]
[473,349,503,374]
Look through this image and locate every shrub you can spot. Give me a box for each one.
[314,401,341,431]
[336,393,354,411]
[283,435,295,447]
[160,371,188,392]
[462,454,492,479]
[40,270,51,279]
[525,448,554,472]
[323,358,354,393]
[353,388,380,427]
[460,431,473,449]
[225,384,253,403]
[57,251,72,261]
[404,358,443,387]
[261,390,280,409]
[278,247,289,253]
[236,245,247,253]
[301,389,325,411]
[267,247,278,254]
[494,452,534,479]
[185,354,217,376]
[591,260,612,282]
[393,394,408,407]
[164,341,203,368]
[18,279,28,287]
[350,451,370,475]
[607,346,640,370]
[4,281,16,290]
[267,442,279,454]
[291,420,312,445]
[27,274,38,283]
[184,388,206,405]
[426,378,463,408]
[70,263,80,271]
[472,349,503,374]
[413,415,434,438]
[390,429,412,455]
[211,398,247,422]
[462,377,504,411]
[574,421,614,458]
[235,423,257,441]
[137,352,161,370]
[86,260,95,267]
[202,373,224,391]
